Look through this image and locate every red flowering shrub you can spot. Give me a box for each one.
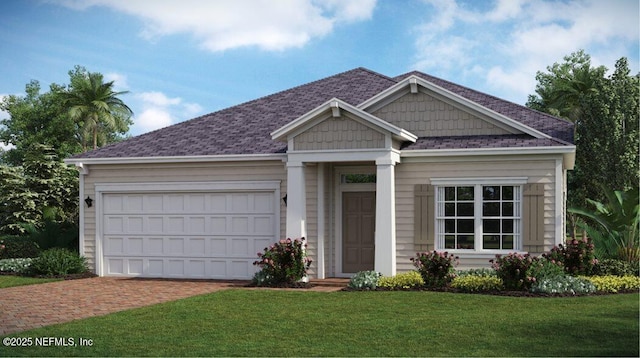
[411,251,459,287]
[253,237,312,285]
[491,253,540,290]
[544,238,597,276]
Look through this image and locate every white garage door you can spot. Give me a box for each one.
[100,191,277,279]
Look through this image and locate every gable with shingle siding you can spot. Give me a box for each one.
[372,91,513,137]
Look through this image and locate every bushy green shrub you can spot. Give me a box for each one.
[0,258,33,274]
[348,270,381,290]
[0,236,40,259]
[253,238,312,285]
[592,259,637,276]
[29,248,88,276]
[527,259,565,282]
[544,238,597,276]
[250,269,275,287]
[451,275,503,292]
[378,271,424,289]
[491,253,539,290]
[530,275,596,295]
[411,251,459,287]
[456,268,497,278]
[584,275,640,293]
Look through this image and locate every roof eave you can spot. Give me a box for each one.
[64,153,287,166]
[401,145,576,169]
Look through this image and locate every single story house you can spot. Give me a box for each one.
[66,68,575,280]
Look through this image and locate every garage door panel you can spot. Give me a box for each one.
[104,257,259,279]
[102,191,277,279]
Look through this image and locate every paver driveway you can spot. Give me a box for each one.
[0,277,243,335]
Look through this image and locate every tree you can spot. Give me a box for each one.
[0,80,80,166]
[60,68,133,151]
[0,66,133,164]
[0,144,78,236]
[527,51,639,237]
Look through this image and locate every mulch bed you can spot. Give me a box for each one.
[341,286,638,297]
[0,271,98,280]
[245,281,315,289]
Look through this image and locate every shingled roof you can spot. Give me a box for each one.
[72,67,573,159]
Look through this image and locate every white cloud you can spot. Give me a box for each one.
[132,91,203,133]
[134,108,173,133]
[137,91,182,107]
[104,72,129,91]
[54,0,377,52]
[412,0,639,103]
[0,94,15,151]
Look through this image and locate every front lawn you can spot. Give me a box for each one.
[1,290,638,357]
[0,275,61,289]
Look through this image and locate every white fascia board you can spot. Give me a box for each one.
[64,153,287,166]
[401,145,576,158]
[270,98,417,143]
[359,75,552,140]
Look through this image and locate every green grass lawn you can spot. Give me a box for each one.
[1,290,638,357]
[0,275,61,289]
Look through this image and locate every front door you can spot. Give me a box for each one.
[342,191,375,273]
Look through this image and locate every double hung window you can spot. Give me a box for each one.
[435,180,523,252]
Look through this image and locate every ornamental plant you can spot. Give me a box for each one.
[544,238,597,276]
[490,253,539,290]
[29,248,87,276]
[253,237,312,285]
[584,275,640,293]
[530,275,596,295]
[451,275,503,292]
[348,270,381,290]
[377,271,424,290]
[0,258,33,274]
[411,251,459,287]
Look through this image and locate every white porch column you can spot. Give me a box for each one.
[286,161,307,239]
[375,159,396,276]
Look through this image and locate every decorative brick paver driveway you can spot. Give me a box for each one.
[0,278,244,335]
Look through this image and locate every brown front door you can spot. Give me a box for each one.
[342,191,375,273]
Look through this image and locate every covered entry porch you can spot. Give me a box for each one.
[284,155,399,278]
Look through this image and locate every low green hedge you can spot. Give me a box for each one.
[584,275,640,293]
[378,271,424,289]
[451,275,503,292]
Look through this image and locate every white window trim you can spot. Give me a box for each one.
[433,178,527,255]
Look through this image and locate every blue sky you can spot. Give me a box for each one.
[0,0,638,144]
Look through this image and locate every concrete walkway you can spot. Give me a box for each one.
[0,277,346,335]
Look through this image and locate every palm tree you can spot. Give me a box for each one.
[61,72,132,151]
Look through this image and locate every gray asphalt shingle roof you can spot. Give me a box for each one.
[72,67,573,159]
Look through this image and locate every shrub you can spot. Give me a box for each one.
[250,269,275,287]
[378,271,424,290]
[526,258,565,282]
[348,270,381,290]
[491,253,539,290]
[411,251,459,288]
[0,236,40,259]
[0,258,33,274]
[530,275,596,295]
[456,268,497,278]
[584,275,640,293]
[592,259,637,276]
[29,248,88,276]
[544,238,597,276]
[253,237,312,285]
[451,275,503,292]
